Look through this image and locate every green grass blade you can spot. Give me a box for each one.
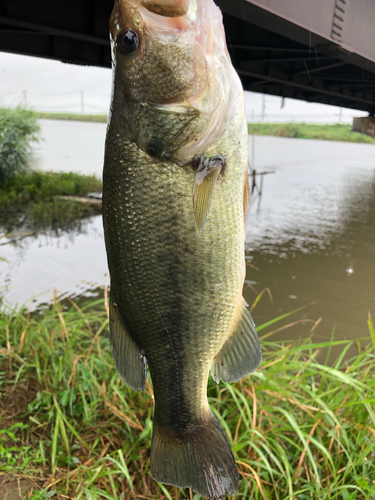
[51,411,60,475]
[368,311,375,351]
[257,304,313,332]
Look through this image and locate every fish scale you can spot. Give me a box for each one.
[103,1,261,497]
[104,125,244,369]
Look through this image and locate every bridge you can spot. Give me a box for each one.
[1,0,375,124]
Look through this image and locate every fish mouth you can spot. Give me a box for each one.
[142,0,189,17]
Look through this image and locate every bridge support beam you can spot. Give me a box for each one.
[352,116,375,139]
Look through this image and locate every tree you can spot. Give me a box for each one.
[0,108,40,188]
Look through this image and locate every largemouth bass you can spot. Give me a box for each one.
[103,0,262,498]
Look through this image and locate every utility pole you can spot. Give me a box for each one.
[339,107,343,122]
[261,94,266,121]
[81,90,84,114]
[23,90,27,107]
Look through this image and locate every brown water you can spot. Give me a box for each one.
[244,136,375,343]
[1,121,375,344]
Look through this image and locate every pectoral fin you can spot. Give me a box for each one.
[109,290,147,391]
[193,155,225,236]
[211,299,262,383]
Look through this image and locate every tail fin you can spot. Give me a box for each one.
[150,413,239,499]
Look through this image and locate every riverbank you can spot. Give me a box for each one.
[32,111,375,144]
[248,122,375,144]
[34,111,108,123]
[0,171,102,233]
[0,295,374,499]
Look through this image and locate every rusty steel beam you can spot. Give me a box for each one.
[0,16,110,46]
[216,0,375,74]
[0,0,375,112]
[237,68,375,110]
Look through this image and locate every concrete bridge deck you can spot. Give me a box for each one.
[0,0,374,114]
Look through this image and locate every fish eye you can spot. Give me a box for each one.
[118,29,140,54]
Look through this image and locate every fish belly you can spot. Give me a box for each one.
[103,126,245,427]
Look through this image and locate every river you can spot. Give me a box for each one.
[1,119,374,345]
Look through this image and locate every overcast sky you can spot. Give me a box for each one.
[0,50,367,124]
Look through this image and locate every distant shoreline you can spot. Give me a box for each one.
[32,111,375,144]
[248,122,375,144]
[35,111,108,123]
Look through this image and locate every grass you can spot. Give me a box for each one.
[0,292,374,500]
[247,123,375,144]
[0,171,102,233]
[0,107,103,232]
[34,112,108,124]
[0,171,101,208]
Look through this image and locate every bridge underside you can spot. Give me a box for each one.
[0,0,374,114]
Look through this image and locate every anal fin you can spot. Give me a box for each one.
[211,299,262,383]
[109,290,147,391]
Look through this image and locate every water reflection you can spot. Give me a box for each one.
[245,137,375,343]
[0,215,107,308]
[0,207,93,237]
